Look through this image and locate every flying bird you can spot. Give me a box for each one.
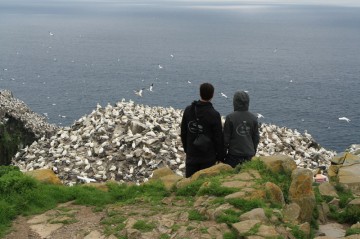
[257,113,264,119]
[339,117,350,123]
[187,80,192,84]
[170,54,174,58]
[148,83,154,92]
[158,64,163,69]
[134,88,145,97]
[220,92,228,98]
[49,31,54,36]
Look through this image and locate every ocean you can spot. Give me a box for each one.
[0,0,359,152]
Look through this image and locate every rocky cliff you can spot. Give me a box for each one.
[0,90,58,165]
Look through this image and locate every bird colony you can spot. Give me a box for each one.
[0,89,58,137]
[9,98,336,185]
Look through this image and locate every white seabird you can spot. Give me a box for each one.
[339,117,350,123]
[49,31,54,36]
[148,83,154,92]
[257,113,264,119]
[187,81,192,84]
[134,88,145,97]
[77,176,96,183]
[220,92,228,98]
[170,54,174,58]
[158,64,163,69]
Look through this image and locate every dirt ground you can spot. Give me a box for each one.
[4,202,106,239]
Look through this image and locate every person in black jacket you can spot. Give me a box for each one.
[181,83,224,177]
[223,91,260,168]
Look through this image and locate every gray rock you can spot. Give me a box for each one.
[319,182,339,198]
[289,168,316,223]
[239,208,268,222]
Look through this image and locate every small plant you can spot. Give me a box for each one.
[186,225,196,231]
[226,198,265,212]
[331,205,360,224]
[133,219,156,232]
[286,224,307,239]
[334,183,354,208]
[223,230,238,239]
[159,234,171,239]
[345,228,360,236]
[241,159,292,202]
[188,209,207,221]
[101,210,127,236]
[175,179,205,197]
[240,222,261,237]
[215,209,241,225]
[197,179,238,197]
[171,224,181,232]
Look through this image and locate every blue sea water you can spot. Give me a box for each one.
[0,0,359,152]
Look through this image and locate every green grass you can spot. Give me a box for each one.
[226,198,266,212]
[197,179,239,197]
[334,183,354,208]
[188,209,207,221]
[0,166,168,238]
[132,219,156,232]
[223,230,238,239]
[159,234,171,239]
[345,228,360,236]
[175,178,206,197]
[240,159,292,202]
[215,209,241,225]
[101,212,127,237]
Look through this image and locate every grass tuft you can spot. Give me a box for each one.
[188,209,207,221]
[133,219,156,232]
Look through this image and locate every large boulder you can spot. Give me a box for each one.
[190,163,233,181]
[258,154,297,174]
[288,168,316,223]
[25,169,62,185]
[319,182,338,197]
[265,182,285,206]
[330,152,360,196]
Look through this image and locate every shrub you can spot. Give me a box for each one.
[226,198,265,212]
[188,209,207,221]
[133,219,156,232]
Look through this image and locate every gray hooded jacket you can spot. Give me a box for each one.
[223,91,260,157]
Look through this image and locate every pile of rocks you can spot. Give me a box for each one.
[11,96,336,185]
[0,89,58,138]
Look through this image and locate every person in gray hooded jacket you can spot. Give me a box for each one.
[223,91,260,168]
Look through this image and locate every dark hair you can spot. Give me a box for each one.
[200,83,214,101]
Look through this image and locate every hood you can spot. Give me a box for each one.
[233,91,249,111]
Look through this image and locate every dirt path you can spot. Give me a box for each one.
[4,201,106,239]
[3,196,230,239]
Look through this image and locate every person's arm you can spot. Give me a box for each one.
[252,120,260,153]
[180,109,188,153]
[213,113,224,162]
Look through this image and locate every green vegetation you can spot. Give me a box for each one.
[346,228,360,236]
[0,166,168,238]
[101,211,127,237]
[241,158,292,202]
[223,230,238,239]
[132,219,156,232]
[215,209,241,225]
[188,209,207,221]
[1,158,359,239]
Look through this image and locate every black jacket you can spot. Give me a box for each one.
[181,100,224,162]
[223,91,260,157]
